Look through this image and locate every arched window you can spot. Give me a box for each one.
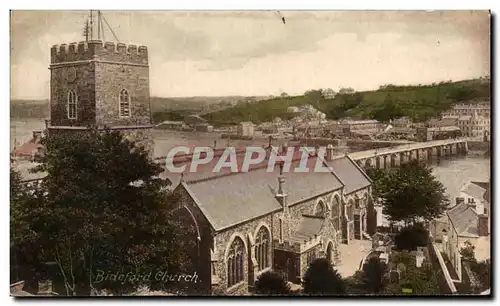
[67,90,78,119]
[119,89,131,117]
[279,219,283,242]
[255,226,270,271]
[227,237,245,287]
[315,201,326,218]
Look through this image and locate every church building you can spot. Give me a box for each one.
[163,146,375,295]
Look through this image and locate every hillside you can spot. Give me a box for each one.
[10,95,269,120]
[203,78,491,126]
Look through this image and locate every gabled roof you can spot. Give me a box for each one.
[290,215,324,244]
[461,181,488,202]
[179,156,344,232]
[447,203,478,237]
[326,156,371,194]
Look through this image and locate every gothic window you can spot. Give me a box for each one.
[227,237,245,287]
[315,201,326,218]
[255,226,270,271]
[67,90,77,119]
[347,203,354,220]
[355,198,360,209]
[279,219,283,242]
[119,88,131,117]
[306,249,316,265]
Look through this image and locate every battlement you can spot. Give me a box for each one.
[50,40,148,65]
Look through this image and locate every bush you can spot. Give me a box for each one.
[254,271,291,295]
[302,258,346,295]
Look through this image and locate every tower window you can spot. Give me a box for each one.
[67,90,78,119]
[119,89,131,117]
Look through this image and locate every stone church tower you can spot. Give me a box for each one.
[47,40,154,155]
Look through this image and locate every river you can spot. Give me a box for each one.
[11,119,490,200]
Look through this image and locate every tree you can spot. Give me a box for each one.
[338,87,355,95]
[361,257,387,293]
[302,258,346,295]
[394,224,429,250]
[459,241,476,261]
[459,242,490,292]
[280,92,289,98]
[366,160,449,225]
[254,270,291,295]
[11,127,194,295]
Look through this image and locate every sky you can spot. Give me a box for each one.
[10,10,490,99]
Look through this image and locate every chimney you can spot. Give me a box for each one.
[213,140,217,149]
[32,131,42,143]
[478,214,489,237]
[268,135,273,148]
[467,198,476,211]
[456,197,465,205]
[325,144,334,161]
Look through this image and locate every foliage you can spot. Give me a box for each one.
[459,241,476,261]
[152,109,195,123]
[10,127,194,295]
[302,258,346,295]
[470,260,491,292]
[254,270,291,295]
[361,257,388,293]
[394,224,429,251]
[384,251,440,295]
[366,160,449,224]
[202,78,490,126]
[459,242,491,292]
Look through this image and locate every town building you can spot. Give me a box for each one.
[442,180,490,282]
[237,122,255,138]
[337,119,383,137]
[444,112,490,138]
[12,131,44,161]
[161,147,375,294]
[442,101,490,118]
[416,126,461,142]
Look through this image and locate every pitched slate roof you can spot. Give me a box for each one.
[325,156,371,194]
[290,215,324,244]
[182,156,344,231]
[461,181,488,202]
[447,203,478,237]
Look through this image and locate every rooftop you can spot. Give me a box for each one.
[447,203,478,237]
[460,181,489,202]
[182,155,345,231]
[289,215,324,244]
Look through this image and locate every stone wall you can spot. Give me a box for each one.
[50,63,96,127]
[94,62,150,127]
[212,214,274,295]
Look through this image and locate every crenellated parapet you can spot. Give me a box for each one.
[50,40,148,65]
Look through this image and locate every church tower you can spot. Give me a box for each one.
[47,18,154,156]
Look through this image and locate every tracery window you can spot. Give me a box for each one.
[255,227,270,271]
[119,88,130,117]
[227,237,245,287]
[67,90,78,119]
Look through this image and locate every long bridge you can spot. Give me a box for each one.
[347,138,468,169]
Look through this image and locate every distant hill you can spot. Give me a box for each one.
[10,99,50,119]
[10,95,270,120]
[203,78,491,126]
